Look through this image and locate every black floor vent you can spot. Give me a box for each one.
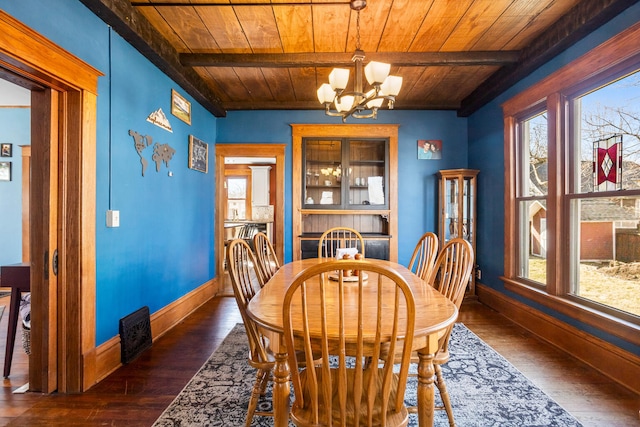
[119,306,152,364]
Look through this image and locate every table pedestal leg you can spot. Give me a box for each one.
[272,350,290,427]
[417,350,436,427]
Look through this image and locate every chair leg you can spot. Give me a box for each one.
[246,368,269,427]
[258,368,270,394]
[435,364,455,427]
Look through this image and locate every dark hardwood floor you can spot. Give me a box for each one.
[1,293,638,426]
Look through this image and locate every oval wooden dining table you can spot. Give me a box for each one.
[246,258,458,427]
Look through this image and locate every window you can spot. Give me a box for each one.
[569,75,640,316]
[226,176,249,220]
[517,111,548,285]
[503,24,640,344]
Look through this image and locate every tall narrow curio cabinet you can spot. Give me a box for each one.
[437,169,479,295]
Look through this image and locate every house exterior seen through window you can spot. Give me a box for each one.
[504,32,640,336]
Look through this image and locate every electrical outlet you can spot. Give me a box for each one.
[106,210,120,228]
[476,268,482,280]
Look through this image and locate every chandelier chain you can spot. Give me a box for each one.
[356,10,361,51]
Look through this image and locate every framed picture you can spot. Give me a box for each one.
[0,143,12,157]
[0,161,11,181]
[171,89,192,125]
[417,139,442,160]
[188,135,208,173]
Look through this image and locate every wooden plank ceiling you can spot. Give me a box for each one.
[81,0,639,117]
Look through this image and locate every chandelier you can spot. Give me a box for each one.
[317,0,402,122]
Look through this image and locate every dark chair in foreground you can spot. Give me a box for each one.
[253,231,280,283]
[317,226,365,259]
[407,231,438,281]
[283,259,416,427]
[226,238,272,426]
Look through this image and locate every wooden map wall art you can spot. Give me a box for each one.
[129,130,176,177]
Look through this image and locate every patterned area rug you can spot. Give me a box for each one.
[153,323,583,427]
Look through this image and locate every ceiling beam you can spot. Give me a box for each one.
[131,1,351,5]
[79,0,226,117]
[222,100,460,111]
[458,0,640,117]
[181,51,520,68]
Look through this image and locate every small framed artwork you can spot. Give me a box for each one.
[418,139,442,160]
[1,143,12,157]
[171,89,192,125]
[0,161,11,181]
[188,135,208,173]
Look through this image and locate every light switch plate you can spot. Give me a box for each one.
[106,210,120,227]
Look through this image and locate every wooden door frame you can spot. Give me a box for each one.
[215,144,286,286]
[0,11,102,392]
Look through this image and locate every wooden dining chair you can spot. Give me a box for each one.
[283,259,416,427]
[225,238,272,426]
[253,231,280,283]
[317,226,365,258]
[407,231,439,281]
[415,237,474,425]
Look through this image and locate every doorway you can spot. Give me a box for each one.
[215,144,286,294]
[0,11,102,393]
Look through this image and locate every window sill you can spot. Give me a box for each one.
[501,276,640,347]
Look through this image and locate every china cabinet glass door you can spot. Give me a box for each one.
[303,139,342,207]
[438,169,479,294]
[348,140,387,208]
[302,138,388,209]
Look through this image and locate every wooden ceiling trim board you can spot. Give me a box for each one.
[194,67,233,102]
[459,0,640,116]
[233,67,274,100]
[235,4,284,53]
[260,67,297,100]
[81,0,226,116]
[198,6,252,52]
[500,0,582,51]
[138,7,189,51]
[440,0,512,52]
[313,4,351,52]
[346,0,393,53]
[273,4,314,52]
[180,51,520,67]
[161,5,217,50]
[408,0,474,52]
[288,66,317,101]
[401,65,454,103]
[376,0,433,53]
[200,66,249,101]
[468,0,560,51]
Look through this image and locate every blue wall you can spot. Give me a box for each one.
[468,3,640,355]
[2,0,638,355]
[216,110,468,265]
[1,0,217,344]
[0,109,30,266]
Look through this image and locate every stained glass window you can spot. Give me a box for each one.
[593,135,622,191]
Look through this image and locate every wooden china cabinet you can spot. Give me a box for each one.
[437,168,479,294]
[292,124,398,261]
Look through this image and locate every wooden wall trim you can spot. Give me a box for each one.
[477,283,640,395]
[290,124,399,261]
[502,20,640,116]
[93,279,218,384]
[0,10,102,93]
[20,145,31,263]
